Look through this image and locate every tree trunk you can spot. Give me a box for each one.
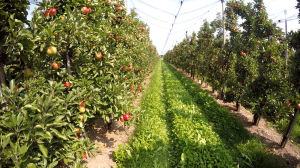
[192,66,195,80]
[0,62,5,102]
[236,99,240,112]
[0,62,5,86]
[281,108,299,148]
[253,113,261,126]
[220,87,225,100]
[107,113,114,131]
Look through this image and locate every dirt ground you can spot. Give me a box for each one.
[84,72,153,168]
[175,67,300,168]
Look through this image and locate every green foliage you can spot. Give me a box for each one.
[0,80,93,167]
[164,0,297,131]
[0,0,159,167]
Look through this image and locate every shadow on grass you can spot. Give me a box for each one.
[164,62,290,168]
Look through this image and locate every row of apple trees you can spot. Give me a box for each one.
[0,0,159,167]
[164,0,299,147]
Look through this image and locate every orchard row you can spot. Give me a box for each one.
[0,0,159,167]
[164,0,299,144]
[115,61,287,168]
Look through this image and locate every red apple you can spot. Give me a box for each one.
[75,128,80,133]
[79,106,86,113]
[115,35,120,40]
[123,113,130,120]
[82,153,87,159]
[79,115,84,122]
[286,100,290,107]
[95,51,103,60]
[120,117,124,122]
[130,84,135,90]
[128,65,133,71]
[52,62,60,70]
[115,6,123,11]
[82,7,90,14]
[123,66,127,71]
[138,86,142,91]
[79,103,85,108]
[240,52,246,56]
[14,87,19,92]
[64,82,70,88]
[49,8,56,16]
[296,103,300,109]
[140,27,145,31]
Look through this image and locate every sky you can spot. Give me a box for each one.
[28,0,299,55]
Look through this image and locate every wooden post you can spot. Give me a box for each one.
[281,108,299,148]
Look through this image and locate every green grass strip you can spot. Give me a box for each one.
[164,62,287,168]
[114,61,171,168]
[162,62,236,167]
[115,61,288,168]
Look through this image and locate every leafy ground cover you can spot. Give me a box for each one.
[114,61,171,168]
[115,61,288,168]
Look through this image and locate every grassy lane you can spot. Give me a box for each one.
[164,62,287,168]
[114,61,171,168]
[115,61,287,168]
[162,62,236,167]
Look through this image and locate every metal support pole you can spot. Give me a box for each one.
[126,0,129,13]
[221,0,226,48]
[284,10,288,66]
